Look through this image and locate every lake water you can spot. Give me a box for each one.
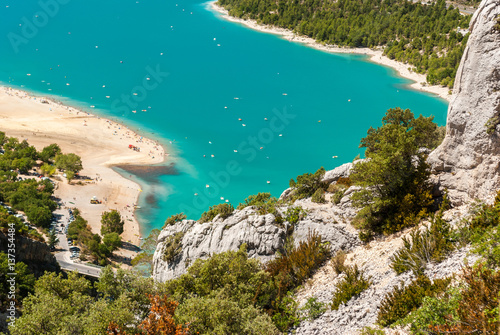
[0,0,448,236]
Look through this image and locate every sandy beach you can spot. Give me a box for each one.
[0,86,166,261]
[211,2,451,102]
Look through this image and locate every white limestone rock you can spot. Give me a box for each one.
[428,0,500,205]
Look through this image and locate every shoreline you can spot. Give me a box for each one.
[210,2,451,102]
[0,86,167,264]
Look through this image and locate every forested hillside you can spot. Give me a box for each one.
[217,0,471,87]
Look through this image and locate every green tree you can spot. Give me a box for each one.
[55,153,83,173]
[10,271,135,335]
[101,210,124,235]
[47,229,59,249]
[0,252,35,305]
[40,163,56,177]
[351,108,438,240]
[103,232,122,253]
[39,144,61,163]
[131,228,161,275]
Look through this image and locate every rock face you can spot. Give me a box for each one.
[0,233,60,277]
[428,0,500,205]
[152,192,361,282]
[153,207,287,282]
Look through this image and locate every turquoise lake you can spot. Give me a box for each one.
[0,0,448,236]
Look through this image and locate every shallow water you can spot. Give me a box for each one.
[0,0,448,235]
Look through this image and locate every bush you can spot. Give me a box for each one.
[398,286,461,334]
[331,265,371,310]
[351,108,438,240]
[427,264,500,334]
[162,232,185,264]
[289,167,328,200]
[377,275,451,327]
[311,188,326,203]
[331,250,347,275]
[284,206,306,226]
[266,231,330,303]
[163,213,186,228]
[391,202,454,276]
[199,203,234,223]
[176,295,280,335]
[300,297,327,321]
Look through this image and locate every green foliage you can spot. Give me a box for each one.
[176,295,280,335]
[485,114,500,135]
[300,297,327,321]
[391,210,454,275]
[217,0,470,87]
[69,211,117,264]
[398,286,461,334]
[38,144,61,163]
[351,108,438,240]
[332,249,347,275]
[331,265,371,310]
[284,206,307,226]
[266,231,330,303]
[10,270,156,334]
[103,232,122,252]
[47,229,59,249]
[377,275,451,327]
[494,15,500,32]
[238,192,273,210]
[199,203,235,223]
[0,252,35,306]
[289,167,328,200]
[162,232,185,264]
[163,213,186,228]
[360,326,386,335]
[311,188,326,203]
[40,163,56,176]
[0,178,57,228]
[101,209,124,235]
[131,228,161,275]
[455,191,500,267]
[55,153,83,173]
[271,292,301,332]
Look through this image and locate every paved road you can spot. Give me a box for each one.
[53,207,102,278]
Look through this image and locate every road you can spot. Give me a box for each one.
[53,207,102,278]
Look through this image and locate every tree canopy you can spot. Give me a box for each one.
[350,108,441,240]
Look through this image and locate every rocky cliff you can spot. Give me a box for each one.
[152,163,360,282]
[0,233,60,277]
[428,0,500,205]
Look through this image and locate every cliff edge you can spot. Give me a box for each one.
[428,0,500,205]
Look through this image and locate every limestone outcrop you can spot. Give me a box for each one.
[428,0,500,205]
[152,187,361,282]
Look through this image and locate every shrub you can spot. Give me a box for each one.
[399,286,461,334]
[266,231,330,302]
[284,206,306,226]
[311,188,326,203]
[237,192,272,210]
[199,203,234,223]
[428,264,500,334]
[391,206,454,276]
[331,265,371,310]
[360,326,386,335]
[163,213,186,228]
[485,115,500,135]
[162,232,185,263]
[377,275,451,327]
[332,189,345,204]
[331,250,347,275]
[350,108,437,239]
[289,167,328,200]
[336,177,352,188]
[300,297,327,321]
[271,292,301,332]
